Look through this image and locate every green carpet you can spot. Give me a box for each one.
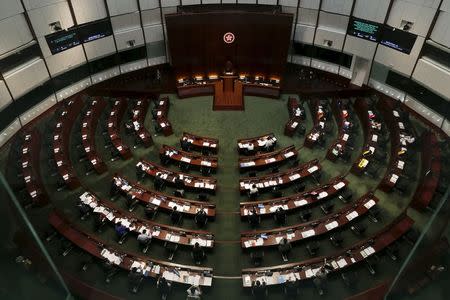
[0,93,440,300]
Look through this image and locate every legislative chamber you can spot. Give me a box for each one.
[0,2,449,300]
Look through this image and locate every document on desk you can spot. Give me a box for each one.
[337,258,348,268]
[301,229,315,238]
[294,199,307,207]
[308,165,319,173]
[181,157,191,163]
[317,191,328,199]
[325,221,339,231]
[289,173,301,181]
[346,211,359,221]
[390,174,399,184]
[305,269,314,278]
[151,198,161,206]
[333,181,345,190]
[201,161,212,166]
[284,151,295,158]
[364,199,376,209]
[265,158,276,164]
[240,161,256,167]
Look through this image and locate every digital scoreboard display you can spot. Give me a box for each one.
[77,19,112,43]
[380,25,417,54]
[347,17,382,42]
[45,29,81,55]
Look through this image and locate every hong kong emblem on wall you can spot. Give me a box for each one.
[223,32,235,44]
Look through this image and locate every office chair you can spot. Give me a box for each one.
[179,162,190,172]
[329,232,343,247]
[365,257,377,275]
[403,228,420,246]
[84,162,94,176]
[248,213,261,228]
[368,206,382,223]
[338,189,353,203]
[118,231,129,245]
[290,159,299,168]
[110,148,120,161]
[126,195,140,212]
[250,250,264,267]
[191,247,206,265]
[201,166,212,176]
[295,182,306,193]
[164,242,178,261]
[56,177,66,192]
[144,204,158,219]
[320,202,334,215]
[340,271,357,287]
[197,193,209,201]
[306,240,320,256]
[394,177,409,195]
[104,261,119,283]
[128,270,144,294]
[274,208,287,225]
[298,124,306,136]
[299,209,312,222]
[139,237,152,254]
[60,239,74,257]
[385,244,399,261]
[272,188,283,199]
[350,222,367,236]
[173,189,185,198]
[202,148,210,156]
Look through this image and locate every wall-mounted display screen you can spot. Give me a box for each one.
[347,17,382,42]
[45,29,80,55]
[380,25,417,54]
[77,19,112,43]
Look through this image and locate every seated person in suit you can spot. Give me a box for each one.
[128,267,143,292]
[78,201,91,218]
[195,208,208,228]
[175,176,184,189]
[191,242,206,264]
[274,207,287,225]
[252,280,267,298]
[157,276,171,300]
[278,238,292,258]
[265,139,275,151]
[115,222,129,239]
[284,278,298,298]
[154,174,165,191]
[246,143,254,154]
[137,229,152,245]
[248,184,259,199]
[170,206,182,225]
[186,285,202,299]
[248,207,260,227]
[343,120,353,132]
[181,138,191,151]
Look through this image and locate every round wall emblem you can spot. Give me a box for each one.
[223,32,235,44]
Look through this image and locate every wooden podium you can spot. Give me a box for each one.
[213,74,244,110]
